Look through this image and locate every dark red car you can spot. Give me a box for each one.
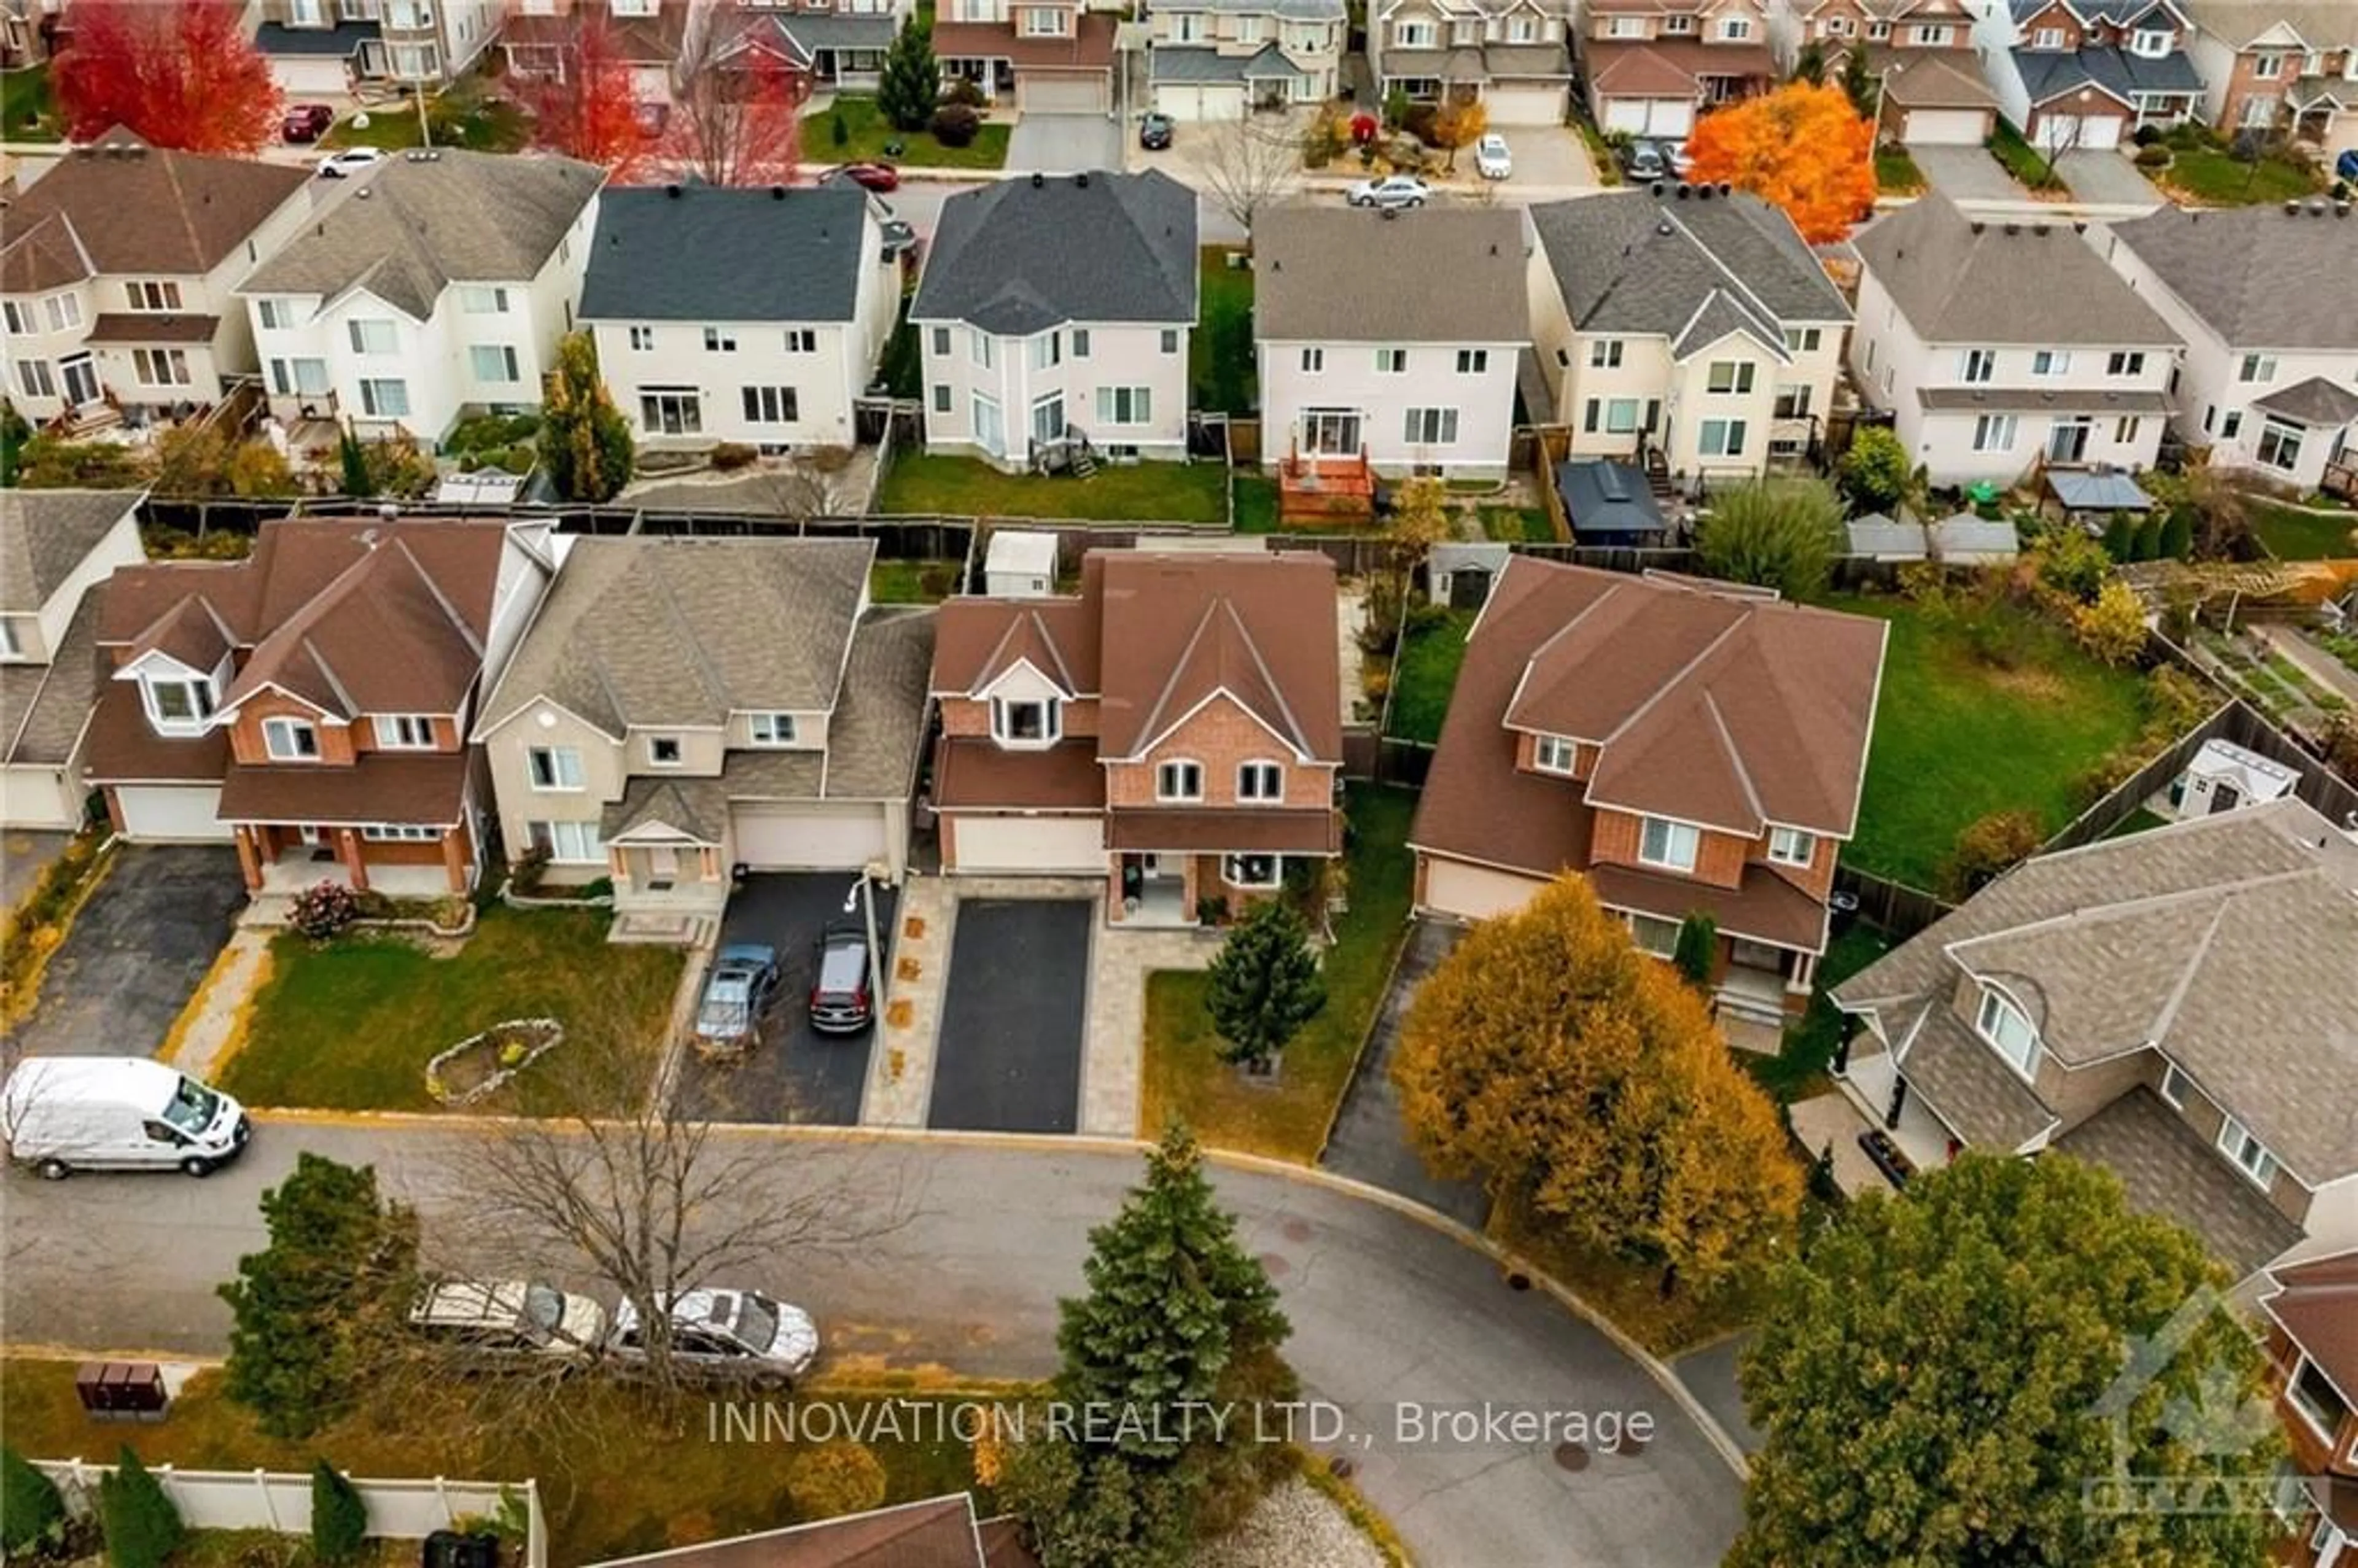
[833,161,900,193]
[281,103,335,144]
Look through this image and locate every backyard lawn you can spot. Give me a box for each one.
[1139,785,1417,1162]
[871,557,960,602]
[219,907,681,1112]
[807,96,1011,170]
[1,64,58,140]
[1831,592,2149,890]
[1481,506,1555,543]
[1234,473,1280,534]
[874,452,1229,524]
[2160,144,2325,205]
[1191,248,1256,416]
[1386,609,1475,743]
[2252,501,2358,561]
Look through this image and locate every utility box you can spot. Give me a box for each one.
[75,1360,167,1420]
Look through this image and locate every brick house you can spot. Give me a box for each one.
[927,545,1341,926]
[1794,0,1995,144]
[1972,0,2207,151]
[935,0,1119,113]
[2181,0,2358,152]
[1408,557,1887,1022]
[84,517,554,894]
[1579,0,1775,141]
[2261,1251,2358,1566]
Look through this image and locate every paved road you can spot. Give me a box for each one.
[0,1124,1743,1567]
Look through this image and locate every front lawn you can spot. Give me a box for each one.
[875,452,1229,524]
[1,64,59,141]
[1986,120,2064,190]
[2252,500,2358,561]
[2160,144,2325,206]
[1234,473,1280,534]
[219,907,681,1112]
[807,95,1011,170]
[325,83,532,153]
[1385,608,1475,743]
[1139,785,1417,1163]
[1191,248,1256,417]
[1874,148,1924,195]
[1831,592,2149,890]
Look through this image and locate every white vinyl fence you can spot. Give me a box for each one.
[32,1461,547,1568]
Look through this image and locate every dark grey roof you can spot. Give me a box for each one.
[764,12,896,55]
[580,185,871,324]
[1483,42,1574,77]
[254,18,380,56]
[238,150,603,319]
[2111,204,2358,351]
[0,489,141,613]
[1853,192,2179,347]
[2254,376,2358,427]
[1555,460,1668,538]
[1,591,101,766]
[2047,470,2154,510]
[911,171,1197,335]
[1379,45,1488,79]
[480,537,877,736]
[1916,386,2171,413]
[1673,289,1781,359]
[1255,203,1528,343]
[2053,1089,2305,1278]
[1529,188,1850,353]
[2014,43,2203,106]
[2178,0,2358,50]
[1150,43,1310,82]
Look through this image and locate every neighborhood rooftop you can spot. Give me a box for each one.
[580,184,874,324]
[1254,204,1529,344]
[910,170,1197,337]
[0,130,311,293]
[2108,201,2358,352]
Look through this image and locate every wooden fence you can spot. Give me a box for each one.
[2040,694,2358,854]
[1832,866,1954,942]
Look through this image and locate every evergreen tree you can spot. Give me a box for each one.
[2102,509,2139,562]
[2,1445,68,1558]
[1794,40,1826,86]
[98,1446,183,1568]
[311,1460,369,1565]
[2158,505,2193,561]
[876,19,940,134]
[1670,912,1718,990]
[1204,898,1325,1070]
[1841,45,1879,120]
[540,332,635,503]
[219,1153,418,1440]
[337,423,371,499]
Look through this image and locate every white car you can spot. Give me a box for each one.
[610,1289,819,1386]
[408,1279,608,1368]
[1474,133,1512,180]
[1347,174,1430,210]
[316,147,384,179]
[1663,139,1695,179]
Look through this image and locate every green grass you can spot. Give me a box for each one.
[1234,473,1280,534]
[1481,506,1555,543]
[879,301,922,400]
[1986,120,2064,190]
[1138,785,1417,1162]
[1874,148,1924,195]
[1191,248,1256,417]
[1386,609,1475,743]
[1743,922,1892,1107]
[221,907,680,1112]
[875,452,1229,524]
[807,95,1011,169]
[325,83,531,153]
[2160,144,2325,205]
[2252,501,2358,561]
[1831,593,2148,890]
[1,63,59,141]
[870,557,959,602]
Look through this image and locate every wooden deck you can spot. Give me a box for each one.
[1277,452,1376,526]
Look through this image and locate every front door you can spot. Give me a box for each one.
[1303,409,1361,454]
[2046,417,2092,465]
[298,825,323,848]
[60,354,99,408]
[648,845,680,889]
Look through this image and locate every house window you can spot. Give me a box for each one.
[782,328,817,354]
[2130,27,2170,56]
[1237,761,1283,801]
[348,319,397,354]
[1960,347,1997,383]
[1773,384,1812,420]
[2033,25,2064,49]
[1223,853,1282,889]
[2256,419,2303,472]
[2238,352,2277,383]
[15,360,53,400]
[932,326,951,355]
[640,389,702,435]
[256,298,298,331]
[1301,347,1324,373]
[359,379,410,418]
[1767,827,1815,867]
[1156,759,1204,801]
[742,386,801,424]
[1404,407,1458,444]
[1824,14,1851,34]
[1913,23,1953,45]
[932,384,951,414]
[527,820,604,864]
[1717,15,1751,39]
[2160,1062,2190,1109]
[1,300,29,333]
[143,676,216,731]
[526,745,585,790]
[1606,15,1644,37]
[262,716,321,761]
[1972,414,2018,452]
[1376,347,1408,375]
[1031,331,1062,370]
[1628,913,1679,957]
[43,293,80,332]
[125,280,182,312]
[973,394,1005,457]
[459,285,510,314]
[1605,398,1641,433]
[704,327,737,352]
[748,713,797,746]
[2287,1357,2352,1446]
[2252,52,2283,79]
[1590,339,1624,369]
[971,330,995,369]
[1533,735,1577,774]
[1638,815,1699,872]
[1706,360,1756,395]
[649,736,683,766]
[1698,418,1747,457]
[1457,349,1488,375]
[470,344,519,382]
[1783,327,1823,353]
[990,695,1059,745]
[1031,392,1065,448]
[2114,415,2141,444]
[628,325,656,351]
[2220,409,2243,441]
[360,824,439,842]
[0,618,20,659]
[1097,386,1151,425]
[1071,329,1090,358]
[132,349,191,386]
[2216,1114,2278,1188]
[2108,350,2148,376]
[2032,349,2071,377]
[1397,19,1436,46]
[1974,987,2041,1078]
[373,714,434,749]
[1236,13,1263,41]
[1160,329,1179,354]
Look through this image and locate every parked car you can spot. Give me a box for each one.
[2339,149,2358,185]
[1662,138,1694,178]
[281,103,334,143]
[317,147,384,179]
[1618,139,1668,182]
[408,1279,607,1368]
[1347,174,1431,210]
[694,943,780,1055]
[833,161,900,193]
[1474,132,1512,179]
[807,923,873,1035]
[1,1057,249,1179]
[610,1289,819,1386]
[1140,111,1176,150]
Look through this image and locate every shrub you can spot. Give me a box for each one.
[2144,665,2213,735]
[16,435,147,489]
[2034,527,2111,603]
[831,111,849,147]
[511,844,552,895]
[1945,810,2044,897]
[2133,513,2167,562]
[2132,123,2163,147]
[2134,143,2171,169]
[1837,426,1910,514]
[1694,479,1845,601]
[497,446,535,475]
[1301,109,1347,168]
[930,104,981,147]
[944,77,986,109]
[785,1441,888,1520]
[2157,508,2193,561]
[2071,580,2149,666]
[311,1461,369,1565]
[290,880,360,940]
[98,1446,184,1568]
[3,1446,68,1558]
[2101,510,2139,562]
[710,441,759,472]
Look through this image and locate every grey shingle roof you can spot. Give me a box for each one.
[2014,44,2204,107]
[911,171,1197,336]
[480,537,876,737]
[816,608,934,801]
[254,18,380,55]
[1153,0,1344,17]
[580,185,870,324]
[0,592,101,767]
[1150,43,1310,83]
[1853,192,2180,347]
[1893,1002,2059,1149]
[602,775,727,843]
[2053,1089,2304,1278]
[1529,188,1850,352]
[1836,799,2358,1183]
[2254,376,2358,427]
[0,489,141,614]
[1255,203,1528,343]
[2110,203,2358,351]
[237,150,603,319]
[2177,0,2358,50]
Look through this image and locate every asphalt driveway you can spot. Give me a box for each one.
[11,845,244,1059]
[1910,143,2022,201]
[1008,112,1121,173]
[927,898,1090,1133]
[672,873,898,1126]
[2053,149,2164,208]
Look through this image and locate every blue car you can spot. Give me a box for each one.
[693,944,780,1056]
[2339,149,2358,185]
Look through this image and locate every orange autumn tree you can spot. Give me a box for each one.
[1684,82,1876,244]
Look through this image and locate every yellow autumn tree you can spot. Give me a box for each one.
[1391,875,1800,1292]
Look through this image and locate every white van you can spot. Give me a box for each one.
[1,1057,251,1178]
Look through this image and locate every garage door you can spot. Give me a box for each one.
[1021,73,1107,114]
[113,785,231,842]
[950,814,1103,875]
[1603,98,1651,134]
[268,58,352,99]
[731,804,890,871]
[1905,107,1988,146]
[1156,82,1245,121]
[1419,856,1544,923]
[1485,82,1566,126]
[2038,111,2122,152]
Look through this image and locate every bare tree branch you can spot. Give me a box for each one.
[1197,114,1303,235]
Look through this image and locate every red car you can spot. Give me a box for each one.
[281,103,335,144]
[833,161,901,193]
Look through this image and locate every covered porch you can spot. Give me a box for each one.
[601,775,732,944]
[1835,1044,1964,1177]
[232,820,475,896]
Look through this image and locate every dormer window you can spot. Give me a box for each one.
[142,675,216,734]
[749,713,798,747]
[2216,1114,2278,1189]
[1237,761,1283,801]
[1638,815,1700,873]
[1912,23,1953,45]
[374,714,434,749]
[262,716,321,761]
[1157,759,1204,802]
[2130,27,2170,57]
[2032,25,2063,47]
[991,696,1060,747]
[1533,735,1577,775]
[650,736,683,766]
[1973,986,2039,1078]
[1661,12,1692,33]
[1767,826,1816,867]
[1867,19,1891,39]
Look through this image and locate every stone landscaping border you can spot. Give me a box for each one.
[426,1017,564,1107]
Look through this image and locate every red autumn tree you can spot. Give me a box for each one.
[514,7,653,180]
[1684,82,1877,244]
[49,0,282,154]
[663,7,806,187]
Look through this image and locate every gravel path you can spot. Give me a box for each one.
[1194,1480,1390,1568]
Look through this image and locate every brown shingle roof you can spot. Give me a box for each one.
[933,736,1102,811]
[1104,807,1340,854]
[932,599,1101,698]
[1586,859,1829,951]
[1586,37,1776,95]
[2264,1251,2358,1408]
[84,312,220,344]
[216,752,470,826]
[81,683,228,785]
[0,132,309,291]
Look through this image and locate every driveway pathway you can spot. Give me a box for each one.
[1007,113,1122,173]
[10,845,244,1060]
[1911,143,2023,202]
[2053,149,2165,209]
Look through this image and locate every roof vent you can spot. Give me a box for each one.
[1489,242,1498,255]
[664,182,681,198]
[1656,219,1673,235]
[1075,171,1089,187]
[770,184,787,200]
[1698,184,1714,201]
[1969,221,1983,234]
[1030,171,1045,188]
[2074,220,2088,233]
[356,188,372,200]
[2309,198,2329,217]
[2337,201,2352,219]
[2002,221,2019,235]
